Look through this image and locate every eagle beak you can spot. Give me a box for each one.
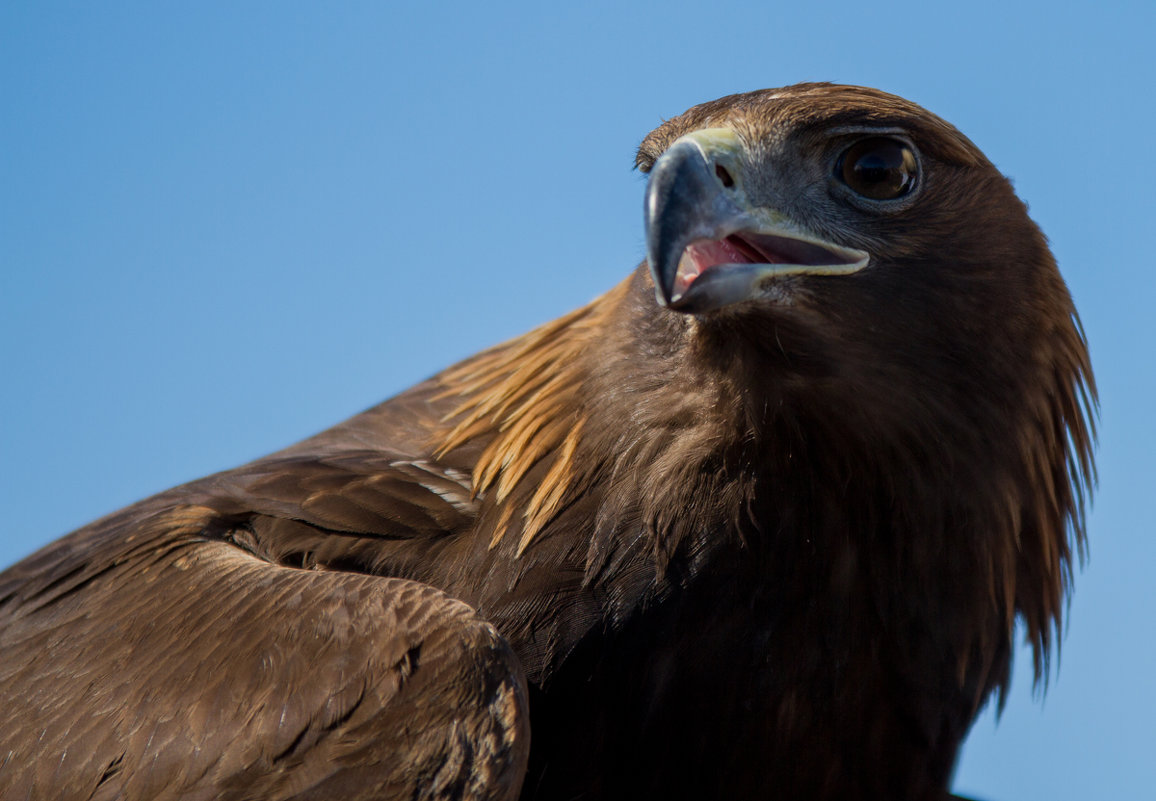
[644,128,870,313]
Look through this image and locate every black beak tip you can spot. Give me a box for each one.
[649,267,673,307]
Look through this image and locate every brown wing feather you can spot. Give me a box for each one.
[0,506,528,801]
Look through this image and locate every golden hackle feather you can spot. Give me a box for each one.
[434,280,630,551]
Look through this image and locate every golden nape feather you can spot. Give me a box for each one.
[0,84,1094,801]
[434,279,630,553]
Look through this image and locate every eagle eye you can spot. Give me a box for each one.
[838,137,918,200]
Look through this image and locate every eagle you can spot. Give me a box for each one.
[0,83,1094,801]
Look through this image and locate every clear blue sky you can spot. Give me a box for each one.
[2,2,1152,798]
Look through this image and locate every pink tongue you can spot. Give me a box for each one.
[689,238,758,268]
[676,238,763,295]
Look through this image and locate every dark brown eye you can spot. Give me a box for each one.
[838,137,918,200]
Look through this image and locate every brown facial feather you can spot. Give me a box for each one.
[635,82,988,172]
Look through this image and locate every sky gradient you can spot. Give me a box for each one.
[2,2,1153,798]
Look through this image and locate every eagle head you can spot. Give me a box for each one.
[632,83,1095,683]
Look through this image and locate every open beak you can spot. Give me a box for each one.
[644,128,869,313]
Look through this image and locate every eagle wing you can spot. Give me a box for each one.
[0,449,530,801]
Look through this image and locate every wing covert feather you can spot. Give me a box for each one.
[0,512,529,801]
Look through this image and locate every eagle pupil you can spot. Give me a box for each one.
[839,137,917,200]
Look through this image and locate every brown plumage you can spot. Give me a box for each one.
[0,83,1094,801]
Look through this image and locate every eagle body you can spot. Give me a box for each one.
[0,85,1094,801]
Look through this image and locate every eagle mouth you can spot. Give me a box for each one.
[645,127,872,313]
[670,231,869,307]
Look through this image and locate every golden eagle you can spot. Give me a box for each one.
[0,83,1095,801]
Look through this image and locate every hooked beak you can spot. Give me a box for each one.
[644,128,869,313]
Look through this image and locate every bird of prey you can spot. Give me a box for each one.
[0,83,1094,801]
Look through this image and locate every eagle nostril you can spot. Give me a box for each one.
[715,164,735,189]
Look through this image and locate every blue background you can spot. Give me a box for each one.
[2,3,1152,798]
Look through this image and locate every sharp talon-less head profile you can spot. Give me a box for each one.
[0,83,1095,801]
